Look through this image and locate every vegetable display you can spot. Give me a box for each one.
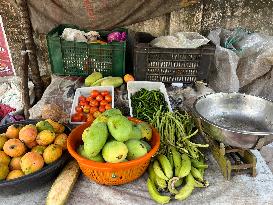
[71,90,112,123]
[131,88,169,122]
[145,108,209,203]
[0,120,67,181]
[77,109,153,163]
[147,145,208,204]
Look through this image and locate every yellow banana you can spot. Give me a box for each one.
[153,160,169,181]
[147,178,171,204]
[178,154,191,178]
[148,164,157,184]
[157,154,173,179]
[191,166,203,182]
[171,147,182,177]
[175,173,195,201]
[191,158,208,169]
[156,175,167,190]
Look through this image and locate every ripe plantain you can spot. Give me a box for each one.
[171,147,182,177]
[157,154,173,179]
[147,178,171,204]
[153,160,169,181]
[175,173,195,201]
[178,154,191,178]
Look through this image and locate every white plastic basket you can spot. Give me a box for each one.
[69,86,114,125]
[127,81,172,117]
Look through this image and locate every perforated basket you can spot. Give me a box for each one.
[67,117,160,185]
[133,32,215,84]
[47,24,126,77]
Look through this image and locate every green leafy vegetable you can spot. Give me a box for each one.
[131,88,169,121]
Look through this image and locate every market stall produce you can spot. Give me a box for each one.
[0,120,70,193]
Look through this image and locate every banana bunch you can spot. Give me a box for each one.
[147,147,208,204]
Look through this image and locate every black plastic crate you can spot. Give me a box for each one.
[133,32,215,84]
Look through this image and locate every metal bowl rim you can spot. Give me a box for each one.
[193,92,273,136]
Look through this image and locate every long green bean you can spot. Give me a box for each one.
[150,108,208,159]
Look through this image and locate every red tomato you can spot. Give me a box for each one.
[79,100,87,107]
[83,105,91,113]
[99,105,106,113]
[90,106,99,114]
[101,91,110,97]
[96,95,103,102]
[100,100,108,106]
[75,105,83,112]
[71,114,81,122]
[77,112,84,118]
[86,114,94,123]
[90,99,99,107]
[105,104,112,110]
[91,90,100,98]
[86,96,93,102]
[93,111,101,118]
[104,95,112,102]
[79,95,86,102]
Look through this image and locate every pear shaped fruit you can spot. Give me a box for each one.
[125,139,147,160]
[107,115,132,142]
[84,71,103,86]
[83,122,108,157]
[102,141,128,163]
[130,125,142,140]
[137,122,152,141]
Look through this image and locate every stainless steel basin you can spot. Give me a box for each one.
[193,92,273,149]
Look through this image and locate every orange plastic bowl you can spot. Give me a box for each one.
[67,117,160,185]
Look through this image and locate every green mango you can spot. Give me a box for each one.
[84,72,103,86]
[107,115,132,142]
[100,77,123,88]
[36,121,54,132]
[91,76,112,86]
[137,122,152,141]
[140,140,151,152]
[102,141,128,163]
[129,125,142,140]
[77,145,104,162]
[92,108,122,125]
[83,122,108,157]
[125,139,147,160]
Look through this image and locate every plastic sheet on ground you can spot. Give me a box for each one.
[1,150,272,205]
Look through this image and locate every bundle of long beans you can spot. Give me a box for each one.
[146,107,209,204]
[149,107,208,159]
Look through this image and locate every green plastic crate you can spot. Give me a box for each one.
[46,24,126,77]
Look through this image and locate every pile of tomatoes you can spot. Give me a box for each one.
[71,90,112,123]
